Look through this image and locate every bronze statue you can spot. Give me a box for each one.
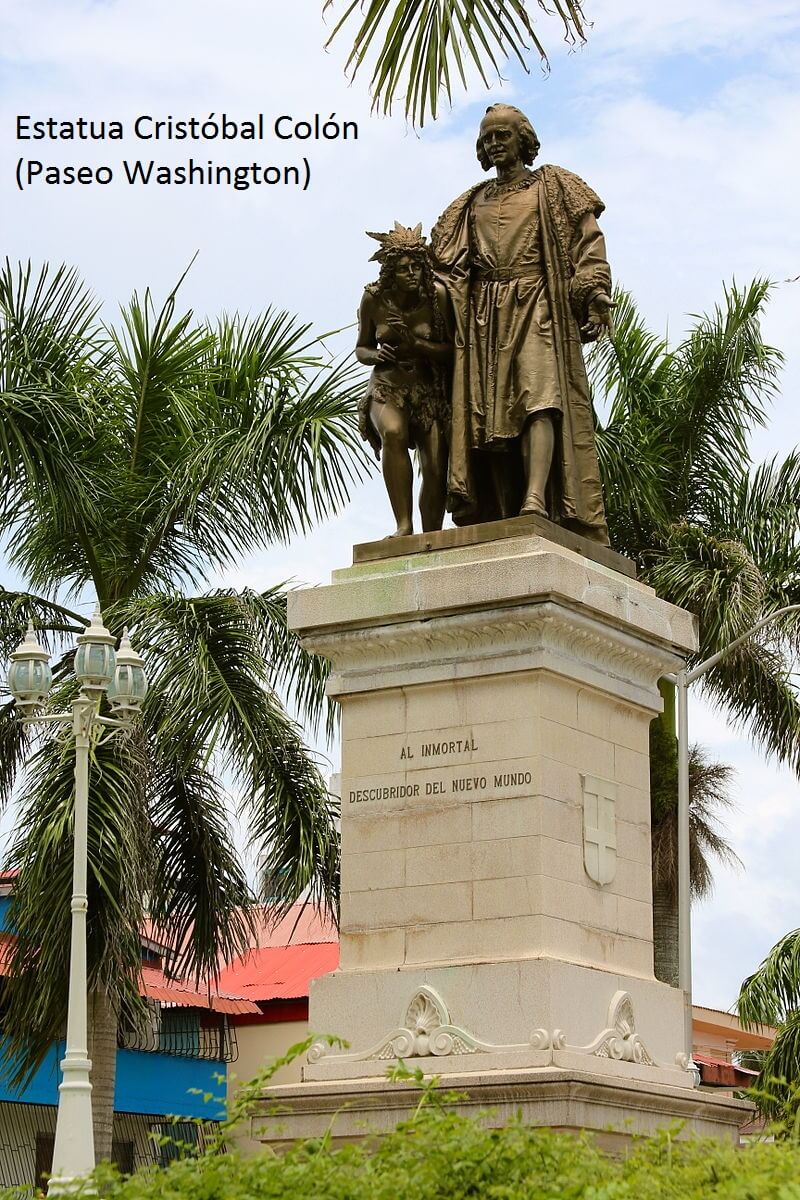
[356,222,453,537]
[431,104,613,544]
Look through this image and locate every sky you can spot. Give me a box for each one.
[2,0,800,1013]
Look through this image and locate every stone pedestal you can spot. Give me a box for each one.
[257,520,750,1144]
[253,1067,748,1151]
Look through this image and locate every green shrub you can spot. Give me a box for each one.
[14,1103,800,1200]
[7,1055,800,1199]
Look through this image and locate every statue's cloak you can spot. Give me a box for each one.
[431,164,610,540]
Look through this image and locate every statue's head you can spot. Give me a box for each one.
[366,222,429,294]
[476,104,540,171]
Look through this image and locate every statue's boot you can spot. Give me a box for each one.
[519,493,548,518]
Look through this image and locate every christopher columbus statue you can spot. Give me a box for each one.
[431,104,613,544]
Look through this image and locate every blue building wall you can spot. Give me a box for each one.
[115,1050,226,1119]
[0,887,225,1120]
[0,1040,225,1119]
[0,1043,61,1106]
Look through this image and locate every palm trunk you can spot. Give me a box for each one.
[650,679,680,985]
[88,986,118,1163]
[652,869,679,987]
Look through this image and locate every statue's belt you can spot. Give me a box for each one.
[472,267,544,283]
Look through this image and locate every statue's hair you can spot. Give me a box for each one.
[366,243,445,347]
[476,104,541,171]
[365,245,443,341]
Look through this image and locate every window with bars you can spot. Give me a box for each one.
[117,1005,238,1061]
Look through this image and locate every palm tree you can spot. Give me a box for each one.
[0,259,366,1159]
[591,280,800,983]
[650,739,741,986]
[738,931,800,1121]
[324,0,588,126]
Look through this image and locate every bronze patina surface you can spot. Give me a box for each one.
[431,104,614,545]
[355,222,453,538]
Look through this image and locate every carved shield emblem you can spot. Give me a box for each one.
[582,775,617,885]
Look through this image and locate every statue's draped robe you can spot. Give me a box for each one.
[431,164,610,541]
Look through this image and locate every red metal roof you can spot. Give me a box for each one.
[0,934,14,972]
[694,1053,759,1089]
[141,904,338,963]
[0,938,259,1014]
[139,965,260,1014]
[217,942,340,1002]
[247,905,338,948]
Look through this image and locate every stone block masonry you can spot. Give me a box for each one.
[257,523,750,1145]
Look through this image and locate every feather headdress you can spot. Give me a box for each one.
[366,221,427,262]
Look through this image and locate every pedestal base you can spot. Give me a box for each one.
[253,1067,751,1152]
[287,528,711,1135]
[305,962,689,1089]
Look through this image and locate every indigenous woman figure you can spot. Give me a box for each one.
[356,222,453,537]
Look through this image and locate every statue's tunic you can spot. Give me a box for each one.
[431,164,611,541]
[467,178,557,445]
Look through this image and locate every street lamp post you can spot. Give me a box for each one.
[673,603,800,1073]
[6,610,147,1195]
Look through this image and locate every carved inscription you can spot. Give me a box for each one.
[400,736,478,760]
[346,727,535,807]
[348,763,533,805]
[350,784,421,804]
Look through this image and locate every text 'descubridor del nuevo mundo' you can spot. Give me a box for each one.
[12,113,360,193]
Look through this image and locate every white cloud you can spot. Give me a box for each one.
[587,0,800,56]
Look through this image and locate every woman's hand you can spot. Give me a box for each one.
[383,316,414,356]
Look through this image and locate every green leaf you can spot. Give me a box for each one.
[324,1,588,126]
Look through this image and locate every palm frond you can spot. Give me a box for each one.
[748,1010,800,1119]
[243,716,340,925]
[109,266,214,480]
[323,0,587,126]
[146,755,256,983]
[0,699,29,810]
[703,454,800,611]
[738,933,800,1119]
[0,587,87,659]
[702,639,800,776]
[595,280,782,560]
[0,260,102,387]
[754,1015,800,1101]
[175,343,368,559]
[105,311,369,598]
[651,743,741,900]
[646,524,767,654]
[0,260,108,531]
[671,279,781,518]
[122,591,339,920]
[594,415,667,562]
[739,929,800,1029]
[650,522,800,775]
[591,289,676,558]
[588,288,671,422]
[230,587,334,738]
[1,726,151,1086]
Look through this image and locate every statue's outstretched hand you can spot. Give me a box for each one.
[582,293,616,341]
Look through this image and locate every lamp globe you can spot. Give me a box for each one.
[7,621,52,712]
[107,630,148,715]
[74,607,116,694]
